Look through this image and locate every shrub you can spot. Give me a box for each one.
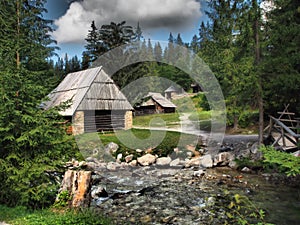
[260,146,300,176]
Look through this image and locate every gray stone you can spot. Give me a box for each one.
[200,154,213,168]
[116,153,123,163]
[170,158,181,167]
[105,142,119,154]
[129,160,137,166]
[106,162,118,170]
[236,148,251,159]
[241,167,251,173]
[193,169,205,177]
[156,157,172,166]
[250,142,259,154]
[185,157,201,168]
[91,186,108,199]
[137,154,156,166]
[292,150,300,157]
[86,157,97,163]
[213,152,234,166]
[136,149,143,153]
[228,160,238,169]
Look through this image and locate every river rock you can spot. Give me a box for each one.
[137,154,156,166]
[125,154,134,163]
[241,167,251,173]
[250,142,259,154]
[106,162,118,170]
[170,158,181,167]
[156,157,172,166]
[213,152,234,166]
[129,159,137,166]
[200,154,213,168]
[91,186,108,199]
[185,157,201,168]
[193,169,205,177]
[228,160,238,169]
[105,142,119,154]
[136,149,143,153]
[116,153,122,163]
[236,148,251,159]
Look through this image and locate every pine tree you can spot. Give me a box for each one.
[263,0,300,113]
[84,21,103,63]
[0,0,76,208]
[154,42,163,62]
[135,22,143,41]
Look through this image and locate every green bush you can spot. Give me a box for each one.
[260,146,300,176]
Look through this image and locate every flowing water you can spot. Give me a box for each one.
[91,165,300,224]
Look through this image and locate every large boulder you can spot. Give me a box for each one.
[156,157,172,166]
[200,154,213,168]
[137,154,156,166]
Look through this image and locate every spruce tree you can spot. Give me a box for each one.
[0,0,76,208]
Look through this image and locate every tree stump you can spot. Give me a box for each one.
[56,170,92,208]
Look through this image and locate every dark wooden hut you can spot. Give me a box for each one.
[136,92,176,115]
[44,66,133,134]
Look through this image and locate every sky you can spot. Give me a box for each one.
[44,0,209,60]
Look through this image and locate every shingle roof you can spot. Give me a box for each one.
[165,85,178,93]
[143,92,176,108]
[44,66,133,116]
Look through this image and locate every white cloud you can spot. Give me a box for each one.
[52,0,202,44]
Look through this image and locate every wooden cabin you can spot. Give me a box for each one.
[44,66,133,134]
[135,92,176,115]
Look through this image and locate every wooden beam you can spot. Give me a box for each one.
[270,116,300,138]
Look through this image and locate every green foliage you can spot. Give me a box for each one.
[220,191,273,225]
[0,68,77,209]
[53,191,72,208]
[260,146,300,176]
[227,109,259,128]
[0,1,79,209]
[0,205,114,225]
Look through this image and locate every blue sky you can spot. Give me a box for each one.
[45,0,209,60]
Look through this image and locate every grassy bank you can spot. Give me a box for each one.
[133,113,180,127]
[76,128,201,160]
[0,205,113,225]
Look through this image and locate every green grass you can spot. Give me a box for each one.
[75,129,201,160]
[188,110,212,121]
[133,113,180,127]
[0,205,113,225]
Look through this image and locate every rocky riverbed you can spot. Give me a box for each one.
[60,135,300,225]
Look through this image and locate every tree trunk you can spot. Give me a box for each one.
[253,0,264,145]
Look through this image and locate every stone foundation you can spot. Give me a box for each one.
[73,111,84,135]
[125,110,133,130]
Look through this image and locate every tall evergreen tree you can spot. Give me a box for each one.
[154,42,163,62]
[84,21,102,63]
[0,0,75,208]
[135,22,143,41]
[263,0,300,113]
